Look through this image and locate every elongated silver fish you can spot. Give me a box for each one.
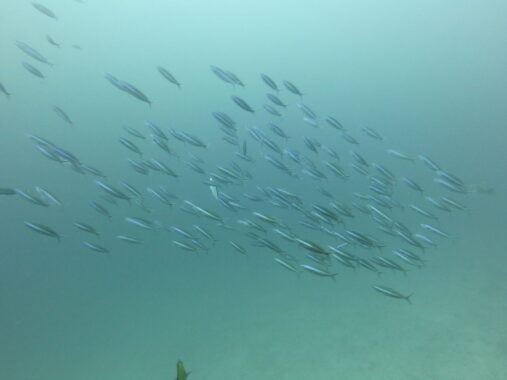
[32,2,58,20]
[15,189,49,207]
[22,62,44,78]
[283,80,303,96]
[261,74,278,91]
[35,186,62,207]
[46,35,60,47]
[275,257,299,273]
[16,41,53,66]
[300,264,337,279]
[231,96,254,113]
[116,235,143,244]
[53,106,73,125]
[0,82,11,98]
[73,222,100,237]
[373,285,412,303]
[104,73,151,107]
[157,66,181,87]
[83,241,109,253]
[24,221,60,241]
[420,224,449,238]
[387,149,415,161]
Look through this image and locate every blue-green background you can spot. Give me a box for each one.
[1,1,506,379]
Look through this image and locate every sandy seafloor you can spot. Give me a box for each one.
[1,209,506,380]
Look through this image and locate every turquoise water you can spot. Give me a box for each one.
[1,1,506,379]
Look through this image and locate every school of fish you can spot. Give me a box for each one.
[2,2,490,306]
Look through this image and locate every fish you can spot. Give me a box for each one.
[173,240,197,252]
[261,74,279,91]
[0,188,16,195]
[357,259,382,275]
[418,154,441,171]
[157,66,181,87]
[440,196,467,211]
[104,73,151,106]
[351,151,369,167]
[408,204,438,220]
[123,125,146,139]
[95,181,130,201]
[283,80,303,96]
[16,41,53,66]
[414,233,437,247]
[266,93,287,107]
[81,165,106,178]
[5,47,480,311]
[176,360,190,380]
[125,217,154,230]
[83,241,109,253]
[35,186,62,207]
[46,35,60,47]
[373,285,412,303]
[15,189,49,207]
[225,70,244,87]
[89,202,112,220]
[231,96,254,113]
[362,127,383,141]
[297,103,317,120]
[183,200,223,222]
[169,226,196,240]
[300,264,337,279]
[179,132,207,148]
[209,177,218,200]
[116,235,143,244]
[32,2,58,20]
[267,123,289,140]
[210,65,234,84]
[193,225,216,243]
[145,121,168,140]
[73,222,100,238]
[118,137,142,155]
[274,257,299,273]
[263,104,282,117]
[53,106,73,125]
[230,241,247,254]
[372,163,396,182]
[425,196,451,213]
[402,178,423,193]
[420,224,449,238]
[297,239,329,255]
[0,83,11,99]
[212,111,236,129]
[341,132,359,145]
[22,62,44,78]
[387,149,415,162]
[434,178,467,194]
[324,116,345,130]
[24,222,60,241]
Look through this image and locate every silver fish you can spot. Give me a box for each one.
[16,41,53,66]
[24,221,60,241]
[373,285,412,303]
[32,2,58,20]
